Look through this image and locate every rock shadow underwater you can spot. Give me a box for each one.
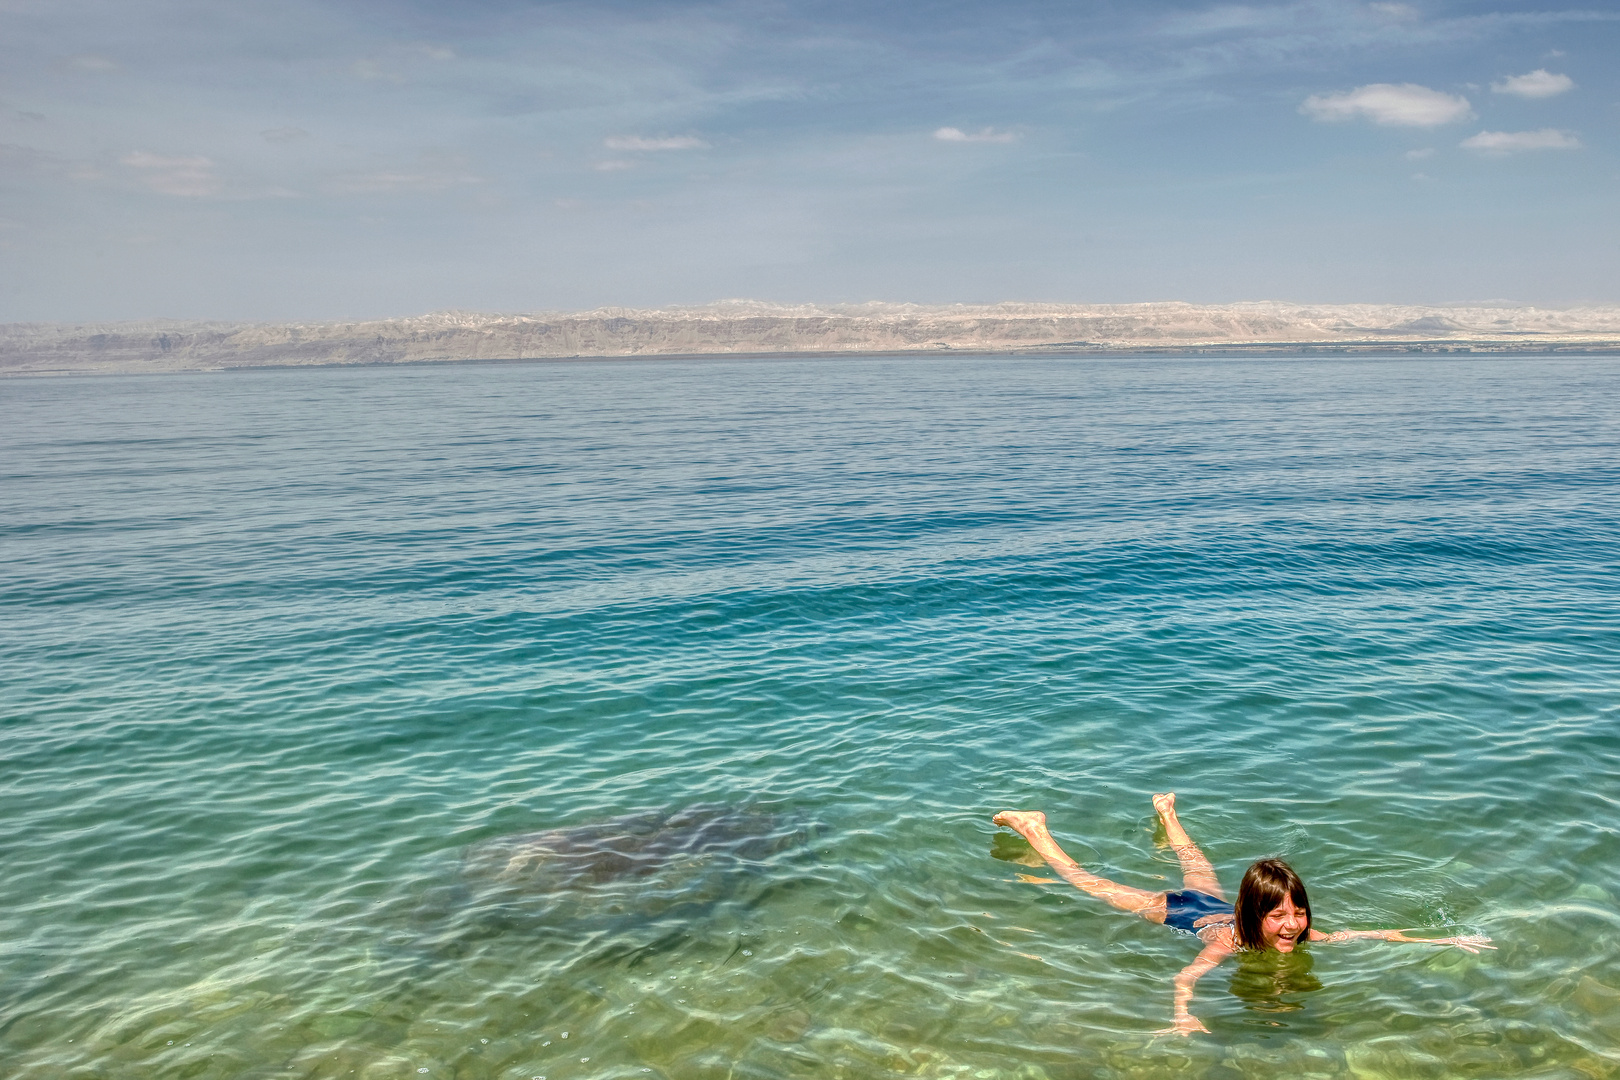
[405,804,821,965]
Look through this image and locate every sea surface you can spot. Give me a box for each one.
[3,354,1619,1080]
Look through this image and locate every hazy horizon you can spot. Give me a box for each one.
[3,0,1616,323]
[10,295,1620,331]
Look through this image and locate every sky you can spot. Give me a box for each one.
[1,0,1616,322]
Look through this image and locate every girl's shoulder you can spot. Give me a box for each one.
[1196,923,1237,949]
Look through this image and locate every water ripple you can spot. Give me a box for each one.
[2,356,1618,1078]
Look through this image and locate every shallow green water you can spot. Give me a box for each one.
[3,355,1619,1080]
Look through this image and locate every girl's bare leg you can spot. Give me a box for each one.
[993,811,1167,921]
[1152,793,1223,899]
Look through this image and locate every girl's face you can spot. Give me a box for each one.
[1261,896,1308,952]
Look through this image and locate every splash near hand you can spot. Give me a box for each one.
[1428,933,1495,953]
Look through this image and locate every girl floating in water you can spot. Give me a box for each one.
[993,794,1493,1036]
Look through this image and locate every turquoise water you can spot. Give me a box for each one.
[3,355,1619,1080]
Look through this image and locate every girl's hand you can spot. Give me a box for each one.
[1423,933,1495,953]
[1154,1014,1210,1037]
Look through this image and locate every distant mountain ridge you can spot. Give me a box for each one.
[5,300,1620,375]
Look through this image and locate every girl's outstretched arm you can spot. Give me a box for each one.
[1309,928,1495,952]
[1154,937,1233,1036]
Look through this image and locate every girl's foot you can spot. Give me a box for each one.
[993,810,1046,835]
[1152,793,1176,819]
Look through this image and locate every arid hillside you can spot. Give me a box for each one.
[5,300,1620,375]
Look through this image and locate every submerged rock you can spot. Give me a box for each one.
[421,805,812,950]
[462,805,799,890]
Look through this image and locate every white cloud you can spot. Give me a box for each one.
[68,55,117,71]
[1460,128,1581,154]
[261,127,309,143]
[603,135,708,151]
[1491,70,1574,99]
[934,126,1018,143]
[1301,83,1472,126]
[328,170,481,193]
[1164,6,1278,36]
[352,59,402,83]
[1369,3,1418,19]
[1404,147,1434,159]
[120,151,219,196]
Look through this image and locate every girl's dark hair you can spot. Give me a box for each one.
[1235,858,1312,951]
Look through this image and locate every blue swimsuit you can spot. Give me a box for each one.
[1163,889,1234,934]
